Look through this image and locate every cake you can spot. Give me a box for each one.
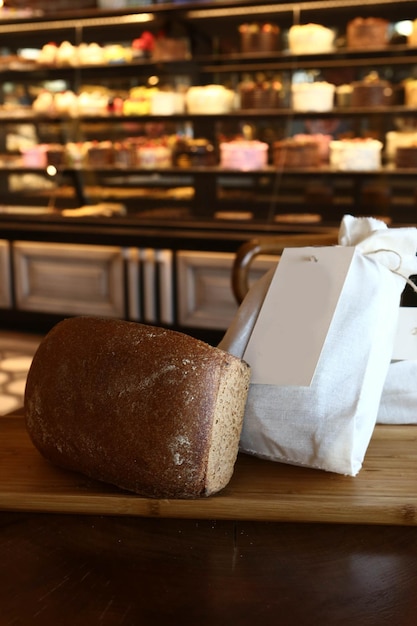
[404,79,417,106]
[77,42,106,65]
[32,90,55,114]
[55,41,78,66]
[65,142,86,168]
[408,20,417,46]
[103,43,131,65]
[330,138,383,170]
[239,79,284,109]
[37,42,58,65]
[150,91,185,115]
[273,138,321,168]
[288,23,335,54]
[46,144,67,167]
[291,81,335,112]
[385,131,417,162]
[336,84,353,107]
[346,17,389,49]
[350,72,393,107]
[20,145,48,168]
[219,140,268,170]
[293,133,332,161]
[186,85,235,114]
[173,138,216,167]
[151,37,190,61]
[239,22,280,53]
[138,143,172,169]
[54,90,79,115]
[123,87,158,116]
[113,141,137,168]
[394,145,417,168]
[87,141,114,167]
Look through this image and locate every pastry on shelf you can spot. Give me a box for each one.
[55,41,78,66]
[350,72,393,107]
[329,138,383,170]
[20,144,48,168]
[346,17,390,49]
[273,137,321,168]
[408,19,417,46]
[37,42,58,65]
[76,90,110,116]
[87,141,114,168]
[239,22,280,53]
[113,141,137,168]
[54,90,79,115]
[78,42,107,65]
[32,90,56,115]
[186,85,235,114]
[239,77,284,109]
[151,37,191,61]
[45,144,67,168]
[385,130,417,162]
[288,23,335,54]
[150,90,185,115]
[336,84,353,107]
[123,86,158,116]
[103,43,132,65]
[173,138,217,167]
[404,79,417,106]
[291,81,335,112]
[137,140,173,169]
[395,144,417,168]
[293,133,332,162]
[219,140,268,170]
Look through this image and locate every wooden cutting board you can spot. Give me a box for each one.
[1,415,417,525]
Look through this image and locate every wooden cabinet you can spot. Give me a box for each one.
[177,250,276,330]
[12,241,125,317]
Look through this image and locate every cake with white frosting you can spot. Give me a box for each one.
[291,81,335,112]
[330,138,383,171]
[220,140,268,170]
[288,23,335,54]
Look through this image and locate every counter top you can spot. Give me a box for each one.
[2,411,417,624]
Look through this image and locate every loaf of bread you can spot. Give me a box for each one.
[24,317,250,498]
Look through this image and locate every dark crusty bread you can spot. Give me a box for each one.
[24,317,250,498]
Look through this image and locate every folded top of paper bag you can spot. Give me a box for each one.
[339,214,417,283]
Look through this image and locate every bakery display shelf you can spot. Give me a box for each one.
[2,164,417,177]
[184,0,416,22]
[201,43,417,66]
[201,52,417,75]
[0,106,414,126]
[3,46,417,83]
[2,416,417,526]
[0,58,194,78]
[0,0,414,231]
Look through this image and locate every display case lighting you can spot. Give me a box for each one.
[186,0,416,20]
[0,12,154,35]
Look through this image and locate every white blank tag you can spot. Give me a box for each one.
[392,308,417,360]
[243,246,356,386]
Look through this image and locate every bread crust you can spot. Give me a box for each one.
[24,317,250,498]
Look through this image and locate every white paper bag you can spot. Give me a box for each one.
[377,307,417,424]
[377,360,417,424]
[219,215,417,475]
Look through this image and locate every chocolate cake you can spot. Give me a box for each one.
[346,17,389,49]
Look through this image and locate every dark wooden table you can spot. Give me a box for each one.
[1,511,417,626]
